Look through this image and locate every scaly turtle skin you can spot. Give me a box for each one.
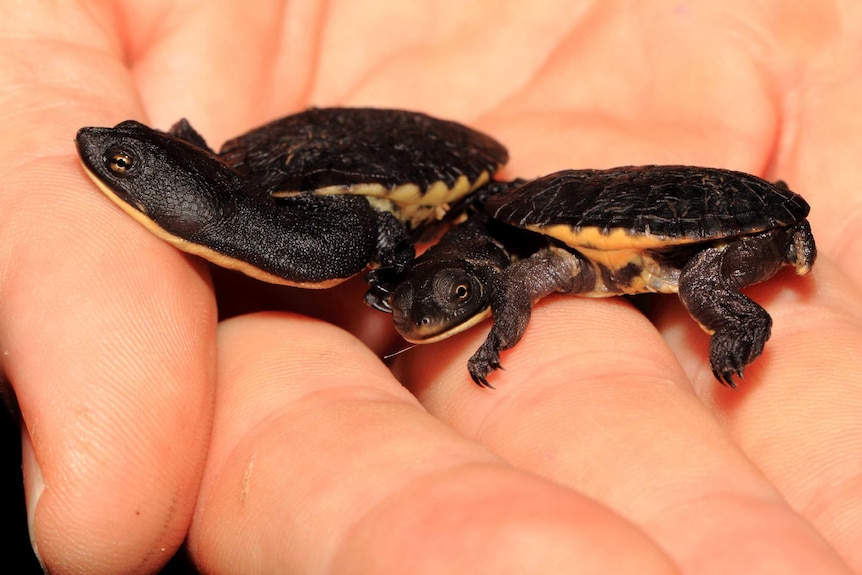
[390,165,817,387]
[75,108,508,289]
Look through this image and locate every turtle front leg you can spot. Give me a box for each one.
[468,246,595,386]
[677,223,815,387]
[365,211,416,311]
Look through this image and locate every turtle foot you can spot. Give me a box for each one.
[467,338,503,388]
[709,319,771,388]
[364,267,403,312]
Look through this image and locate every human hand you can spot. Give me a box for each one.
[1,2,860,574]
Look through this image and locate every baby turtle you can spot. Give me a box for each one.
[76,107,507,288]
[389,165,817,387]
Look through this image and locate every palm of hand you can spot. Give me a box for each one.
[1,2,861,574]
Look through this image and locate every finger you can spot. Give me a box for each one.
[771,2,862,292]
[489,3,778,176]
[188,313,677,575]
[0,9,215,574]
[4,129,216,571]
[119,1,321,142]
[661,257,862,571]
[211,269,400,357]
[683,9,862,567]
[397,296,853,574]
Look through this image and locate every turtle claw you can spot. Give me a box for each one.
[468,339,503,388]
[470,372,495,389]
[364,269,398,313]
[713,368,741,390]
[708,321,769,389]
[469,364,500,389]
[364,287,393,313]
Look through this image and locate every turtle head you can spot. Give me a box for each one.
[76,120,244,239]
[391,257,494,343]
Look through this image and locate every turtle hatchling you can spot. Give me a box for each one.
[389,165,816,387]
[76,107,508,289]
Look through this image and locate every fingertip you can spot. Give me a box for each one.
[20,423,47,572]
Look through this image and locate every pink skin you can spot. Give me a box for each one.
[2,2,862,574]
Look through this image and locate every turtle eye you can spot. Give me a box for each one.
[443,273,478,307]
[431,268,484,312]
[107,151,134,175]
[453,283,471,300]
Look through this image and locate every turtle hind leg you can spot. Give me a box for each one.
[677,228,800,387]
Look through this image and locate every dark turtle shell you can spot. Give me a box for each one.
[218,107,508,210]
[485,166,811,250]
